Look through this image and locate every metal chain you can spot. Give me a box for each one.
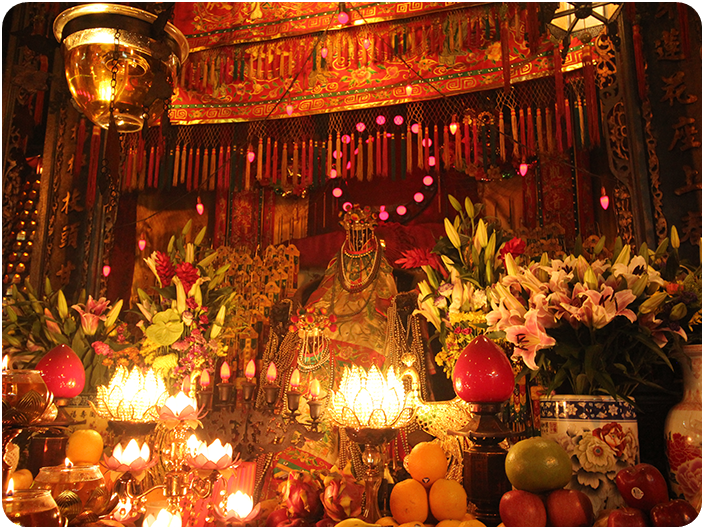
[109,28,120,119]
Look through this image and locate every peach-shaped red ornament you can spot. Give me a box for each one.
[452,335,514,403]
[36,344,85,399]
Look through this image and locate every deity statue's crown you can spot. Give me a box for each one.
[339,204,378,231]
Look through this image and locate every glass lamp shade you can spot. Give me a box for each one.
[36,344,85,399]
[53,3,189,133]
[452,335,515,403]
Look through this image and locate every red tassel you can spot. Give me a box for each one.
[302,138,308,181]
[501,19,511,92]
[272,141,278,184]
[632,25,647,101]
[527,107,535,156]
[218,146,225,190]
[678,3,690,59]
[464,123,471,169]
[519,108,526,159]
[265,137,271,184]
[565,98,573,148]
[554,45,564,127]
[382,132,388,177]
[433,125,439,173]
[147,146,155,188]
[472,121,479,165]
[525,4,540,53]
[186,146,193,191]
[582,46,600,147]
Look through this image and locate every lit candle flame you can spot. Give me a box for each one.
[266,362,277,384]
[200,370,210,389]
[220,361,231,384]
[65,458,73,468]
[245,359,256,381]
[182,376,191,395]
[7,477,14,496]
[290,368,300,391]
[2,355,8,371]
[310,378,321,400]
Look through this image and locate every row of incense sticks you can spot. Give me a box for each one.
[117,97,597,193]
[181,4,514,92]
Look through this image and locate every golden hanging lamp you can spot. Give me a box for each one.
[53,3,189,133]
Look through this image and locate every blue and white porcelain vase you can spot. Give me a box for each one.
[540,395,639,516]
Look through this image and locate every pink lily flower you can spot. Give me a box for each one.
[505,310,556,370]
[43,308,62,335]
[72,296,111,336]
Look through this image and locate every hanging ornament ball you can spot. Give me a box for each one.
[36,344,86,399]
[342,201,352,211]
[519,163,529,177]
[428,156,436,167]
[356,122,366,133]
[332,187,343,198]
[333,150,340,159]
[423,175,434,186]
[346,161,352,170]
[396,205,407,215]
[379,210,389,221]
[102,264,111,277]
[422,138,432,147]
[394,115,404,126]
[376,115,386,126]
[321,47,328,59]
[341,134,351,144]
[411,123,420,134]
[452,335,514,403]
[449,122,459,135]
[363,38,371,50]
[286,104,294,116]
[247,151,255,162]
[413,192,424,203]
[330,168,338,178]
[337,11,350,25]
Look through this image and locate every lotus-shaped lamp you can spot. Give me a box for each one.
[142,508,182,527]
[103,439,155,473]
[93,365,168,422]
[329,365,415,429]
[158,391,203,422]
[185,439,237,470]
[212,474,261,524]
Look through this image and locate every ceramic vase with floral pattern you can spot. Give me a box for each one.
[664,344,702,510]
[540,395,639,516]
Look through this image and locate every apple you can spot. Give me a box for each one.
[615,463,669,511]
[650,499,698,527]
[499,489,547,527]
[607,507,648,526]
[546,489,594,527]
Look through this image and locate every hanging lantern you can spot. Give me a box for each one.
[413,192,424,203]
[376,115,386,126]
[394,115,404,126]
[341,134,351,144]
[423,175,434,186]
[396,205,407,215]
[545,2,622,53]
[286,102,294,116]
[138,236,147,251]
[247,151,255,163]
[379,205,389,221]
[600,186,610,210]
[102,264,111,277]
[519,162,529,177]
[332,187,343,198]
[337,2,350,25]
[321,47,329,59]
[196,197,205,216]
[449,120,459,135]
[405,84,413,96]
[356,122,366,133]
[428,156,436,167]
[362,38,371,50]
[342,201,352,211]
[411,123,420,134]
[53,3,189,133]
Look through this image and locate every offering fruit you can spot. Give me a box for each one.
[405,441,448,489]
[499,490,546,527]
[615,463,669,512]
[428,478,467,522]
[606,507,648,526]
[649,499,698,527]
[546,489,594,527]
[10,468,33,489]
[389,478,429,524]
[65,428,104,465]
[504,437,572,493]
[375,516,398,526]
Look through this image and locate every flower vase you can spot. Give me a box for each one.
[540,395,639,516]
[664,344,702,510]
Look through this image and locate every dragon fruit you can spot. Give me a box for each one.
[281,471,324,521]
[319,464,364,522]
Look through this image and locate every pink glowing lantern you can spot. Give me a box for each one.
[379,205,389,221]
[343,201,352,211]
[330,168,338,178]
[362,38,371,50]
[321,47,328,59]
[396,205,407,215]
[452,335,515,403]
[394,115,404,126]
[422,138,432,147]
[449,122,459,135]
[333,150,340,159]
[196,198,205,216]
[138,237,147,251]
[346,161,351,170]
[376,115,386,126]
[341,134,351,144]
[411,123,420,134]
[102,265,111,277]
[247,151,255,163]
[332,187,343,198]
[423,175,434,186]
[337,10,350,25]
[356,122,366,133]
[600,187,610,210]
[36,344,85,399]
[405,84,412,96]
[428,156,436,167]
[414,192,424,203]
[286,103,294,116]
[519,163,529,177]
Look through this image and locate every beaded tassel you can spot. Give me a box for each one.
[406,124,412,175]
[217,146,224,190]
[376,130,381,177]
[498,111,506,161]
[357,136,364,181]
[537,108,544,153]
[511,108,519,159]
[417,123,423,169]
[464,123,471,172]
[201,147,209,189]
[327,133,333,176]
[349,133,355,180]
[336,132,342,176]
[382,129,388,177]
[519,108,526,160]
[272,140,278,184]
[443,125,450,169]
[433,124,440,172]
[367,135,373,181]
[546,106,554,152]
[423,126,429,170]
[265,137,271,184]
[527,107,535,157]
[455,121,462,167]
[245,145,251,190]
[281,142,288,186]
[292,141,299,185]
[257,138,263,183]
[147,146,155,188]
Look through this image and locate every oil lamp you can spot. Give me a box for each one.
[2,479,63,527]
[451,335,515,525]
[242,359,257,402]
[52,3,189,133]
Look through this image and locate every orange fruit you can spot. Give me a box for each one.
[376,517,398,527]
[10,469,33,489]
[66,429,104,464]
[436,520,463,527]
[390,478,429,524]
[459,520,486,527]
[504,437,572,493]
[429,478,467,522]
[405,442,448,489]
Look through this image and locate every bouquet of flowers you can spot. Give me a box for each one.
[132,221,240,388]
[414,195,525,377]
[2,277,123,392]
[486,235,688,402]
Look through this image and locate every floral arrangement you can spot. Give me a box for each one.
[414,195,525,377]
[486,235,688,402]
[2,277,123,393]
[289,306,337,336]
[105,220,241,388]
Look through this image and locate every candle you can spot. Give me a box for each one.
[245,359,256,381]
[2,484,62,527]
[290,368,301,391]
[266,362,277,384]
[33,462,108,520]
[182,375,191,395]
[200,370,210,390]
[220,362,231,384]
[64,457,73,468]
[2,355,8,371]
[143,508,182,527]
[310,379,321,400]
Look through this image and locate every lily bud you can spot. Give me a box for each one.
[199,252,219,269]
[485,260,493,284]
[444,218,461,250]
[504,252,519,277]
[167,235,176,254]
[630,274,649,298]
[486,232,496,261]
[671,226,680,249]
[193,283,203,307]
[186,243,195,264]
[57,290,69,319]
[584,267,598,290]
[654,237,670,259]
[448,194,462,213]
[105,299,123,329]
[465,197,475,218]
[195,226,207,246]
[594,236,606,256]
[174,277,187,315]
[210,323,222,339]
[614,244,631,266]
[475,219,488,248]
[670,302,687,320]
[638,291,668,315]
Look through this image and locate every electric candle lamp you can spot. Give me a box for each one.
[197,370,214,411]
[406,84,412,96]
[94,365,169,422]
[242,360,257,402]
[450,121,459,135]
[217,361,233,405]
[138,236,147,251]
[102,264,111,277]
[600,187,610,210]
[287,368,302,413]
[185,438,234,470]
[247,151,255,163]
[159,391,201,421]
[308,378,324,422]
[196,197,204,215]
[104,439,154,473]
[263,362,279,407]
[143,508,182,527]
[200,370,210,390]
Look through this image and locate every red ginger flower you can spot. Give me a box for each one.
[175,262,200,294]
[154,251,175,286]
